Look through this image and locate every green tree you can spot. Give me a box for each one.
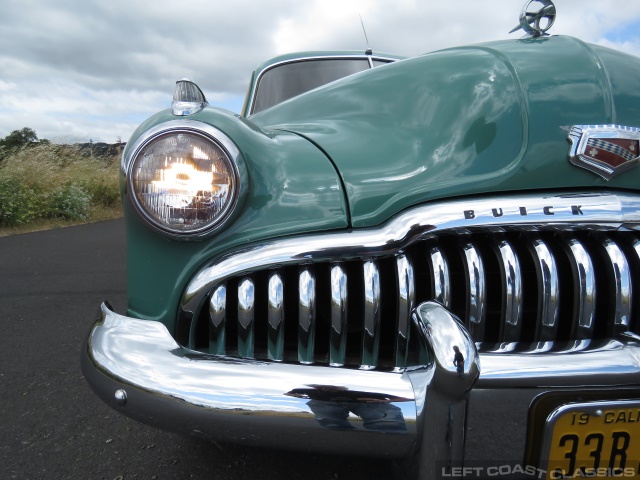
[0,128,44,161]
[0,127,39,149]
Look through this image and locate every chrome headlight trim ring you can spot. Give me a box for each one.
[123,120,246,239]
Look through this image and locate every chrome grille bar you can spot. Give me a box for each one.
[603,239,631,328]
[395,255,415,369]
[238,279,255,358]
[330,265,348,367]
[567,239,596,337]
[298,269,316,364]
[267,273,284,361]
[429,246,450,307]
[362,260,381,369]
[532,239,559,341]
[209,285,226,355]
[497,240,522,342]
[463,242,485,337]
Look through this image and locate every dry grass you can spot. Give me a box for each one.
[0,143,123,235]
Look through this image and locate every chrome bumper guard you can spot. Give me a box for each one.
[83,301,640,478]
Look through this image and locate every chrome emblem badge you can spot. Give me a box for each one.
[568,125,640,181]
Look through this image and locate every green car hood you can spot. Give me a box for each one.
[250,36,640,227]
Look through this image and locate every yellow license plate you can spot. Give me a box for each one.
[541,400,640,479]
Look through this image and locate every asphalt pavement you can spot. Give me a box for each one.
[0,219,393,480]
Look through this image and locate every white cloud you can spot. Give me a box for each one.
[273,0,382,54]
[1,0,639,143]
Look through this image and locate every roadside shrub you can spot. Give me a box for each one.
[48,184,92,220]
[79,177,121,207]
[0,142,122,230]
[0,177,41,226]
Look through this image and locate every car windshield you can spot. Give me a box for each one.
[251,58,372,114]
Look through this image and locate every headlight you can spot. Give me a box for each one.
[126,122,242,237]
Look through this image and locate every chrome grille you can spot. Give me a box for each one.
[178,193,640,369]
[183,261,427,369]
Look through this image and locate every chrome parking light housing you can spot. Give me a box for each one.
[172,78,208,116]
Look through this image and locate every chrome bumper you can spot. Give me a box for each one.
[83,303,428,459]
[83,301,640,478]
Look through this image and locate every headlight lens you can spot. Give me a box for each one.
[130,130,238,235]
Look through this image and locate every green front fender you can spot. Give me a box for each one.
[122,108,349,329]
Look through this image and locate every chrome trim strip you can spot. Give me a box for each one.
[267,273,284,362]
[366,55,374,68]
[396,255,415,369]
[497,240,522,330]
[533,239,559,331]
[603,239,631,328]
[182,192,640,314]
[361,260,381,369]
[567,239,596,333]
[330,265,348,367]
[237,279,255,358]
[298,269,316,364]
[83,303,418,458]
[246,54,399,116]
[209,285,226,355]
[429,246,450,307]
[463,243,485,330]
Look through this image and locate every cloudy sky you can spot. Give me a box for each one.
[1,0,639,144]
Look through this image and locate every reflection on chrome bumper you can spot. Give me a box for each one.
[84,302,640,478]
[83,301,479,475]
[83,302,421,458]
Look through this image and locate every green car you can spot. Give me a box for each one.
[83,1,640,478]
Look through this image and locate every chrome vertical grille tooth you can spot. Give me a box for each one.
[361,260,381,370]
[602,239,631,328]
[237,279,255,358]
[329,265,348,367]
[429,246,450,307]
[463,242,485,337]
[531,239,559,342]
[395,255,415,369]
[497,240,522,341]
[567,239,596,336]
[634,239,640,328]
[267,273,284,361]
[298,268,316,364]
[209,285,226,355]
